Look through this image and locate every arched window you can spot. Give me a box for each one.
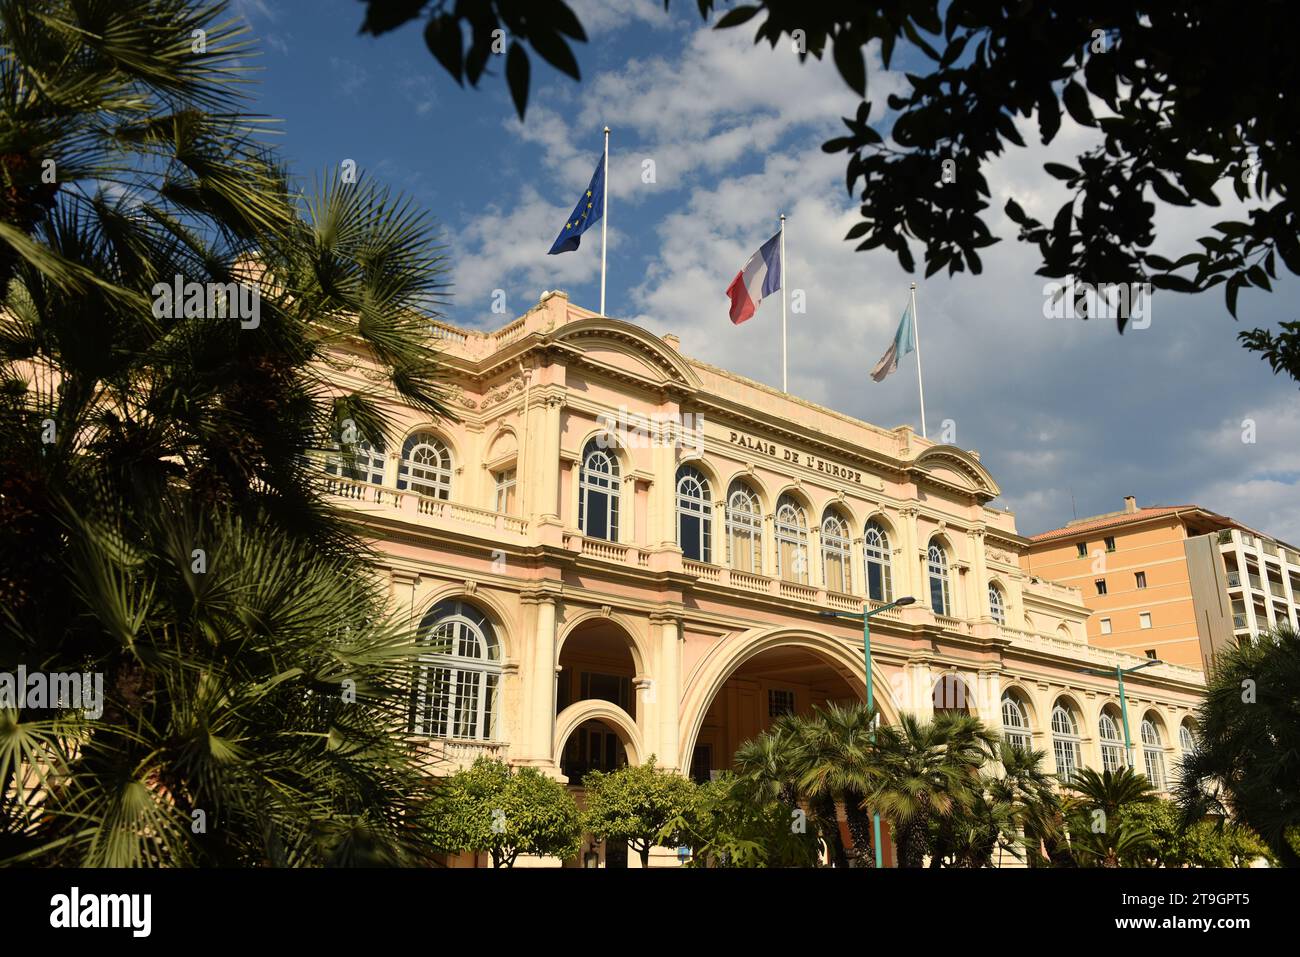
[1178,722,1196,754]
[864,520,893,602]
[1001,693,1031,751]
[1099,711,1127,772]
[725,481,762,573]
[988,584,1006,625]
[579,438,620,541]
[775,495,809,584]
[1141,717,1166,790]
[821,510,852,593]
[399,432,452,499]
[410,599,502,741]
[928,541,951,616]
[1051,703,1082,783]
[676,466,711,563]
[327,437,385,485]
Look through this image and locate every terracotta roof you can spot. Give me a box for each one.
[1029,506,1203,543]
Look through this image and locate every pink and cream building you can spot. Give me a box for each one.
[322,291,1206,864]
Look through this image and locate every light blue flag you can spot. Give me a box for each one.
[871,304,915,382]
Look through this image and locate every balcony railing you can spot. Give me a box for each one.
[730,569,773,595]
[321,476,528,535]
[1002,629,1205,686]
[415,737,508,770]
[1269,580,1287,598]
[1226,570,1242,587]
[683,559,720,582]
[779,580,819,603]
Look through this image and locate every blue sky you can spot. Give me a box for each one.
[234,0,1300,542]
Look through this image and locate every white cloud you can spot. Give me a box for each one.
[449,18,1300,544]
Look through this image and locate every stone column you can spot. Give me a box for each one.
[969,526,989,621]
[899,506,921,604]
[520,591,559,768]
[650,612,683,772]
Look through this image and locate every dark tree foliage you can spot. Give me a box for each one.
[359,0,1300,382]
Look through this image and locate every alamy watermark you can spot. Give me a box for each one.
[150,274,260,329]
[595,407,705,455]
[1042,278,1152,329]
[0,665,103,719]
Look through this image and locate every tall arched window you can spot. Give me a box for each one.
[410,599,502,741]
[821,510,852,593]
[1001,693,1032,751]
[928,541,951,616]
[1051,703,1082,783]
[1178,722,1196,754]
[864,520,893,602]
[676,466,711,563]
[1099,711,1127,772]
[725,481,762,573]
[988,584,1006,625]
[399,432,452,499]
[775,495,809,584]
[327,437,385,485]
[579,438,620,541]
[1141,716,1166,790]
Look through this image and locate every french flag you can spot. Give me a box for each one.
[725,232,782,324]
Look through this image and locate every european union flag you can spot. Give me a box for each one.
[548,153,605,255]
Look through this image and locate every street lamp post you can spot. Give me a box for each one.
[1081,658,1162,769]
[819,595,917,868]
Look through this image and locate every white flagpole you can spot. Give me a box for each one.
[780,213,787,392]
[911,281,928,439]
[600,126,610,317]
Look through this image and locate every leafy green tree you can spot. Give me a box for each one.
[372,0,1300,383]
[734,713,845,866]
[1175,625,1300,867]
[428,758,581,868]
[659,772,818,868]
[0,0,448,866]
[868,712,998,868]
[1068,766,1158,817]
[783,702,881,866]
[986,742,1065,867]
[581,757,695,868]
[1062,767,1158,868]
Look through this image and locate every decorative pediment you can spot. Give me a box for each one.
[912,446,1001,501]
[550,319,702,389]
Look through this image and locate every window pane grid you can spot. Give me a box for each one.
[821,512,851,592]
[864,522,893,602]
[580,440,620,542]
[775,495,809,583]
[410,600,501,742]
[928,543,950,616]
[726,482,762,573]
[399,432,452,499]
[676,467,712,563]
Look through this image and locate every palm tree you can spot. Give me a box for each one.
[1068,767,1158,817]
[1,0,451,866]
[1175,624,1300,867]
[788,702,881,866]
[867,712,998,868]
[986,741,1062,867]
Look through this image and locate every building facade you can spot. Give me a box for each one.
[1024,497,1300,672]
[322,291,1206,865]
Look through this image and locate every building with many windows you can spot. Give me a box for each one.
[321,291,1206,865]
[1023,497,1300,671]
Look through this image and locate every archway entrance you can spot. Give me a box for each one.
[689,646,861,784]
[556,618,639,781]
